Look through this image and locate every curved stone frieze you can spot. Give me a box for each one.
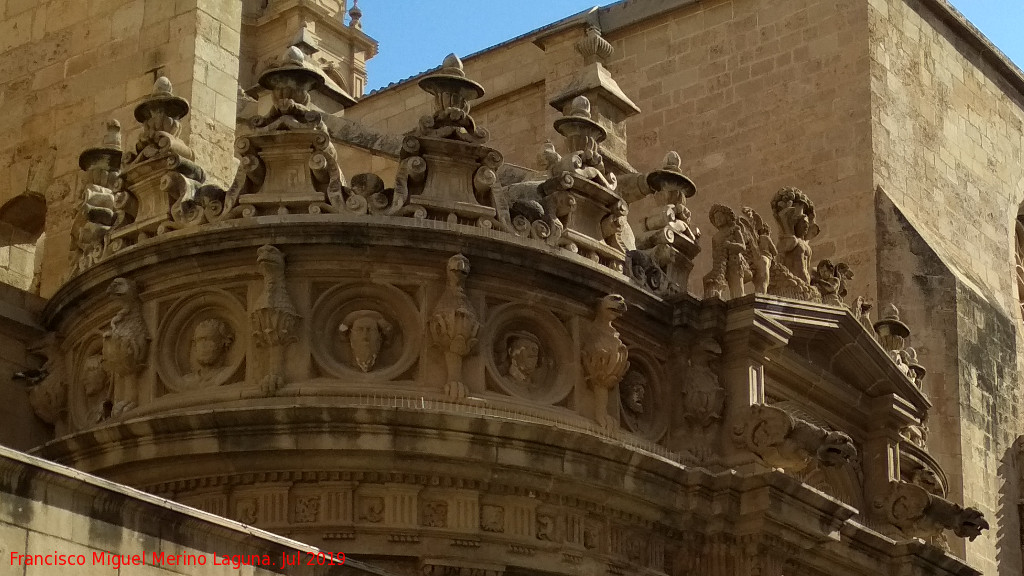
[480,303,574,404]
[311,283,422,382]
[155,290,247,392]
[618,350,667,441]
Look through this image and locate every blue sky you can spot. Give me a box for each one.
[361,0,1023,92]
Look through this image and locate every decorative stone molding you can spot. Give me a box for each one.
[429,254,480,400]
[251,245,300,395]
[101,277,150,417]
[581,294,629,429]
[874,481,988,548]
[733,404,857,472]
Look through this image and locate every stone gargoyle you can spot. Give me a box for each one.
[874,481,988,549]
[733,404,857,472]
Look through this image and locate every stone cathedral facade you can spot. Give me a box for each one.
[0,1,1022,575]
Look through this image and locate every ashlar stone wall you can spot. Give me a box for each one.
[868,0,1024,573]
[0,0,242,299]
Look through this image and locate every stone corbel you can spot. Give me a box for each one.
[874,481,988,548]
[733,404,857,473]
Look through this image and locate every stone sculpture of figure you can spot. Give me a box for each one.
[771,187,818,284]
[81,353,111,424]
[703,204,748,299]
[620,370,647,431]
[429,254,480,400]
[251,245,300,396]
[186,318,234,383]
[581,294,630,429]
[339,310,393,372]
[504,331,541,384]
[854,297,874,334]
[102,277,150,417]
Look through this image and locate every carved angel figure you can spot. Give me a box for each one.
[102,277,150,417]
[703,205,748,299]
[428,254,480,400]
[811,259,853,307]
[771,187,818,283]
[581,294,630,429]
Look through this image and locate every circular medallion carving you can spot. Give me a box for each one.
[619,351,667,440]
[156,290,247,392]
[310,283,422,381]
[482,304,573,404]
[69,336,111,428]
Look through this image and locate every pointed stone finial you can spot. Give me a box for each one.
[575,26,614,65]
[79,119,124,171]
[134,76,190,122]
[440,53,467,78]
[664,151,681,172]
[284,46,305,66]
[567,95,593,119]
[873,303,911,361]
[154,76,173,95]
[349,0,362,28]
[102,119,122,149]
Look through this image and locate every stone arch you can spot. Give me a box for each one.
[0,193,46,293]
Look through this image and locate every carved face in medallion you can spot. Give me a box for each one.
[81,354,109,396]
[190,318,234,370]
[505,331,541,384]
[340,310,393,372]
[620,371,647,415]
